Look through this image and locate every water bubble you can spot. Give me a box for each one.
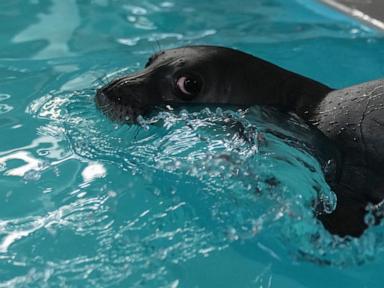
[226,227,239,241]
[23,170,41,181]
[137,115,150,130]
[37,149,49,156]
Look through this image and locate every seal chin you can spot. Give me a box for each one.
[95,89,144,123]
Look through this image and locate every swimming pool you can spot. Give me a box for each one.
[1,0,384,287]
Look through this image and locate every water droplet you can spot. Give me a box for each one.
[23,170,41,181]
[81,162,107,182]
[215,107,223,116]
[108,190,117,198]
[227,227,239,241]
[153,188,161,196]
[364,212,375,227]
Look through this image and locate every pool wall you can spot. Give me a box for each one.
[320,0,384,30]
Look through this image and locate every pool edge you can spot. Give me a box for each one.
[319,0,384,31]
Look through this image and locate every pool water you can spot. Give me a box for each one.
[1,0,384,287]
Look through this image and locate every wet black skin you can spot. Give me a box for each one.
[96,45,384,237]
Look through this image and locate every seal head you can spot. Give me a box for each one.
[96,46,331,122]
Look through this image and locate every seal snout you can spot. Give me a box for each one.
[98,79,130,105]
[95,75,153,123]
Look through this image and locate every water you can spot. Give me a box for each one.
[1,0,384,287]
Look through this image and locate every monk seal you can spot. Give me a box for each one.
[96,45,384,237]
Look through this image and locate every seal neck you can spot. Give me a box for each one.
[280,71,333,120]
[244,56,333,120]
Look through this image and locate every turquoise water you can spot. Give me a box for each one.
[1,0,384,287]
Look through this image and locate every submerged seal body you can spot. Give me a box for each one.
[96,45,384,237]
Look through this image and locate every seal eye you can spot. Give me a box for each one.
[176,75,202,100]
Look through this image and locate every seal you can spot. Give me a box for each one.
[96,45,384,237]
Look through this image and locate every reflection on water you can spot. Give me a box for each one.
[0,151,42,177]
[1,0,384,287]
[12,0,80,60]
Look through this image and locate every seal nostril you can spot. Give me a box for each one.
[106,92,123,104]
[101,85,124,105]
[95,89,107,107]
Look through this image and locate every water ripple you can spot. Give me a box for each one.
[2,0,384,286]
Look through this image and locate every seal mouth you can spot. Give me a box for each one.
[95,89,147,123]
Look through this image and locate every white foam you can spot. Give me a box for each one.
[0,151,42,177]
[0,230,34,253]
[81,162,107,183]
